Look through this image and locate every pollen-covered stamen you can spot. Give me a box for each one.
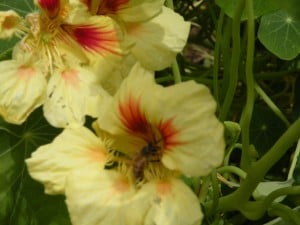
[2,15,19,29]
[97,0,129,15]
[37,0,61,18]
[0,10,22,39]
[62,23,121,55]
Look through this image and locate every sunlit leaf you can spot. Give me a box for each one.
[258,10,300,60]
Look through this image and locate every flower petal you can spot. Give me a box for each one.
[157,81,224,176]
[98,63,224,176]
[97,63,156,155]
[0,60,46,124]
[99,54,136,95]
[35,0,61,18]
[140,179,202,225]
[63,16,124,57]
[96,0,164,23]
[65,165,148,225]
[0,10,21,39]
[43,66,109,127]
[26,126,107,194]
[128,7,190,70]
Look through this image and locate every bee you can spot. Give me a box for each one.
[132,142,158,181]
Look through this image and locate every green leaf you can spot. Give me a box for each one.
[0,0,35,16]
[250,104,286,156]
[0,109,71,225]
[0,132,16,224]
[258,10,300,60]
[215,0,281,20]
[253,180,293,202]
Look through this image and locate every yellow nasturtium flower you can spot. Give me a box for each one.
[97,63,225,177]
[26,63,224,225]
[77,0,190,93]
[0,0,124,127]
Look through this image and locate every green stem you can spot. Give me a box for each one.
[224,143,242,166]
[264,186,300,207]
[165,0,174,9]
[234,116,300,204]
[213,10,224,109]
[155,76,174,83]
[204,116,300,215]
[198,175,211,202]
[254,69,300,79]
[219,0,244,121]
[255,83,290,127]
[239,187,300,221]
[268,203,300,224]
[239,0,255,172]
[171,60,182,84]
[217,166,247,179]
[207,170,219,217]
[288,139,300,180]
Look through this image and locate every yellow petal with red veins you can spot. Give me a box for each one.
[63,16,124,57]
[97,0,164,23]
[98,63,224,176]
[0,10,21,39]
[139,179,202,225]
[96,63,156,155]
[26,126,107,195]
[35,0,62,18]
[127,7,190,70]
[0,60,46,124]
[65,165,148,225]
[63,15,130,78]
[43,66,109,127]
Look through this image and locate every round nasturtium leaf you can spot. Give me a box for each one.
[258,10,300,60]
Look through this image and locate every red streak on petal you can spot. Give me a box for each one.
[63,24,120,55]
[118,94,152,140]
[38,0,60,18]
[61,69,79,88]
[97,0,129,15]
[158,118,181,150]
